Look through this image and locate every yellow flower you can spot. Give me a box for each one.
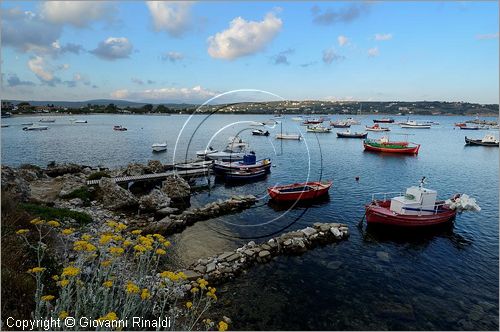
[162,240,171,248]
[103,280,113,288]
[59,311,69,319]
[112,235,123,242]
[160,271,186,282]
[73,240,97,252]
[47,220,61,227]
[125,282,140,294]
[59,279,70,287]
[99,234,113,245]
[16,229,29,235]
[155,248,166,255]
[108,246,125,256]
[190,287,199,294]
[81,234,92,241]
[52,275,59,281]
[30,218,44,225]
[61,266,80,277]
[41,295,55,301]
[115,223,127,231]
[218,321,228,332]
[177,271,187,280]
[61,228,75,235]
[98,312,118,321]
[140,288,151,300]
[206,292,218,301]
[133,244,147,253]
[153,233,165,241]
[106,220,117,228]
[197,278,209,289]
[203,319,212,326]
[123,240,133,247]
[131,230,142,235]
[185,301,193,309]
[101,260,112,267]
[28,267,46,273]
[138,236,154,247]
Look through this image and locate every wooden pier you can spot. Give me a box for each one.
[86,168,211,186]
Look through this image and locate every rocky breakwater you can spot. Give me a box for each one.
[179,222,349,284]
[142,195,257,235]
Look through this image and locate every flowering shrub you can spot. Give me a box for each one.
[18,219,229,331]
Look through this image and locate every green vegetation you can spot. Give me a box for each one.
[87,171,110,181]
[20,204,93,225]
[60,186,94,206]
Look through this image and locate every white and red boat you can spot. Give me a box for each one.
[268,181,332,202]
[365,124,390,132]
[365,179,457,227]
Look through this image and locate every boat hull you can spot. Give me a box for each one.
[365,201,456,227]
[365,126,390,132]
[268,181,332,202]
[336,132,367,138]
[213,159,271,174]
[460,127,480,130]
[465,137,499,147]
[373,119,394,123]
[224,170,267,182]
[363,141,420,154]
[400,124,431,129]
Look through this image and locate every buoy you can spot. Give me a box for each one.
[355,176,360,181]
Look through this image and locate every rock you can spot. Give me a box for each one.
[261,244,271,251]
[330,227,342,239]
[156,206,179,216]
[222,316,232,324]
[179,270,202,281]
[376,251,390,262]
[194,265,207,274]
[68,198,84,207]
[139,189,171,211]
[243,249,255,257]
[1,166,31,202]
[258,250,271,258]
[218,252,234,261]
[98,177,138,210]
[58,174,87,197]
[123,163,146,176]
[161,176,190,205]
[283,239,292,246]
[147,160,164,173]
[226,253,241,262]
[45,163,83,177]
[301,227,317,237]
[206,262,216,273]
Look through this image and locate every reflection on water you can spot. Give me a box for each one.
[1,114,498,330]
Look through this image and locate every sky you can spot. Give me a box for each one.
[1,1,499,104]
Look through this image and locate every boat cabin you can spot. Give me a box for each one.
[389,186,437,216]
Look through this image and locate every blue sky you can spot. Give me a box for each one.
[1,1,498,104]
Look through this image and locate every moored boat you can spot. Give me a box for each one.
[465,134,499,147]
[363,178,480,228]
[252,129,270,136]
[276,133,301,140]
[113,125,127,131]
[336,130,367,139]
[39,118,56,123]
[23,124,48,131]
[268,181,332,202]
[330,121,351,128]
[291,116,304,122]
[306,124,331,133]
[459,125,480,130]
[152,142,167,152]
[365,124,390,132]
[213,154,271,174]
[363,137,420,154]
[399,120,431,129]
[373,118,394,123]
[196,147,218,158]
[74,120,88,123]
[302,119,323,125]
[223,169,268,182]
[175,160,213,170]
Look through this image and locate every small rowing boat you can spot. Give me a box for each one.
[224,169,268,182]
[336,130,367,138]
[268,181,332,202]
[113,125,127,131]
[399,121,431,129]
[465,134,499,147]
[23,124,48,131]
[330,121,351,128]
[276,133,301,140]
[252,129,270,136]
[363,137,420,154]
[152,142,167,152]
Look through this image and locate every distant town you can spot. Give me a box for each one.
[1,99,498,117]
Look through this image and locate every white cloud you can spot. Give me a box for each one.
[146,1,192,37]
[28,56,54,82]
[374,33,392,41]
[368,47,379,57]
[322,48,344,64]
[476,32,499,40]
[162,51,184,62]
[41,1,112,28]
[111,85,217,103]
[207,12,282,60]
[337,35,349,46]
[90,37,133,60]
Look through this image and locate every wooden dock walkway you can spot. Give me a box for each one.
[86,168,211,186]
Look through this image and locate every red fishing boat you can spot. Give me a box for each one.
[365,179,457,227]
[363,137,420,154]
[268,181,332,202]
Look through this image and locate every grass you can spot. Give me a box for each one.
[87,171,110,181]
[20,203,93,225]
[60,186,94,206]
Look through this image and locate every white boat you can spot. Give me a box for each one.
[345,117,361,125]
[74,120,87,123]
[250,121,265,126]
[175,160,213,170]
[400,121,431,129]
[227,136,249,150]
[39,118,55,123]
[276,133,301,140]
[196,147,218,158]
[204,148,247,162]
[23,124,48,131]
[21,122,33,126]
[306,124,331,133]
[152,142,167,152]
[291,117,304,122]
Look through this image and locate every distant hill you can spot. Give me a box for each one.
[4,99,195,108]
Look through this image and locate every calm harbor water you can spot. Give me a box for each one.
[1,113,499,330]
